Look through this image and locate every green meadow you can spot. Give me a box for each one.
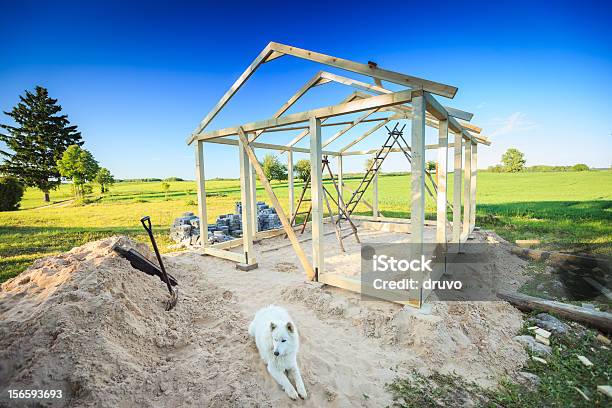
[1,170,610,282]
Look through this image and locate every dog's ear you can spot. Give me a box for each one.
[270,322,276,331]
[286,322,294,333]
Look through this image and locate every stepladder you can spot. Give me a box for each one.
[290,155,360,252]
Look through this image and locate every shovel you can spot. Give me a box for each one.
[141,216,178,311]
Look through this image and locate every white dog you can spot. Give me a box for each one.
[249,305,307,400]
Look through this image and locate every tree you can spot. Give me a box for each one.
[294,159,311,182]
[572,163,589,171]
[501,148,526,172]
[364,157,375,171]
[161,182,170,199]
[57,145,99,197]
[95,167,115,193]
[262,154,287,182]
[426,160,436,172]
[0,176,25,211]
[0,86,82,201]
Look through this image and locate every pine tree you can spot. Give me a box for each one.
[0,86,83,201]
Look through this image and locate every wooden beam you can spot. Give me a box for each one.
[462,141,472,237]
[250,161,257,232]
[339,115,401,152]
[239,138,256,265]
[193,89,414,141]
[310,117,324,279]
[411,94,426,265]
[341,143,441,156]
[337,156,343,216]
[322,108,378,147]
[237,128,315,279]
[204,136,339,156]
[288,150,295,217]
[436,119,448,243]
[203,246,245,263]
[452,133,462,246]
[195,141,208,247]
[263,50,285,63]
[319,71,473,121]
[250,72,323,142]
[470,142,478,231]
[269,42,458,98]
[498,292,612,334]
[188,44,273,143]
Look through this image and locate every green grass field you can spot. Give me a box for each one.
[1,171,611,282]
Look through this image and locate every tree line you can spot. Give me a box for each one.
[0,86,115,211]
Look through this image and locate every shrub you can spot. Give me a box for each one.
[572,163,589,171]
[164,176,184,182]
[0,176,25,211]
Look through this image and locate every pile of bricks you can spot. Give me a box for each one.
[169,201,283,247]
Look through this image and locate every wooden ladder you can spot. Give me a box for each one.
[290,156,360,251]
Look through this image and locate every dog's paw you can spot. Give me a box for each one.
[285,388,299,400]
[298,389,307,399]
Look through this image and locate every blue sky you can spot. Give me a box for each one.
[1,0,610,179]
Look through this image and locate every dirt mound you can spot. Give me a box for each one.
[281,283,526,386]
[0,237,270,408]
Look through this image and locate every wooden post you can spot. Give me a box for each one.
[411,94,426,307]
[237,128,314,279]
[470,142,477,232]
[452,133,462,247]
[238,137,257,269]
[372,171,379,218]
[411,94,426,245]
[436,119,448,243]
[462,141,472,237]
[310,117,324,279]
[250,160,258,232]
[195,141,208,247]
[288,150,295,217]
[337,155,343,216]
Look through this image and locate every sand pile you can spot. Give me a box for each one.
[0,237,270,407]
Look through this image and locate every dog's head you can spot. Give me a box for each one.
[269,321,296,357]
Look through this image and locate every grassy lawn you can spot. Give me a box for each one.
[1,170,611,282]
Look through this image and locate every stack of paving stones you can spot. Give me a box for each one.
[169,201,283,247]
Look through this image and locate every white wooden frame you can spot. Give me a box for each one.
[189,42,489,307]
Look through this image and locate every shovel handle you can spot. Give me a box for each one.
[140,216,152,234]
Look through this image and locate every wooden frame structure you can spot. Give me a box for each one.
[188,42,490,306]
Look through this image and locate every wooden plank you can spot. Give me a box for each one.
[470,142,477,231]
[411,94,426,245]
[211,237,242,250]
[239,137,256,265]
[436,119,448,243]
[192,89,414,141]
[339,116,400,152]
[204,136,339,156]
[237,128,315,280]
[319,71,473,121]
[341,144,440,156]
[269,42,458,98]
[288,150,295,217]
[188,44,273,143]
[263,50,285,63]
[203,246,245,263]
[194,141,208,247]
[250,161,257,232]
[310,117,324,278]
[322,108,378,147]
[452,132,463,246]
[497,291,612,334]
[318,273,420,307]
[462,142,472,236]
[250,72,322,142]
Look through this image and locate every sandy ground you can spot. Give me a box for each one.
[0,225,531,407]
